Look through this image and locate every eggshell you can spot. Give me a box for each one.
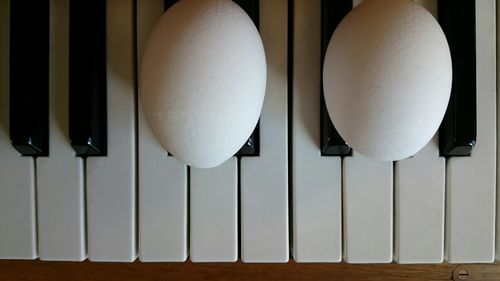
[323,0,452,161]
[140,0,266,168]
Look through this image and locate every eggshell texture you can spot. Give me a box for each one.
[323,0,452,161]
[140,0,266,168]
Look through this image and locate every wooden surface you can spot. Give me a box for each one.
[0,260,499,281]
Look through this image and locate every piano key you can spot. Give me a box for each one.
[291,0,341,263]
[438,0,476,157]
[0,0,37,259]
[393,0,445,264]
[319,0,351,157]
[233,0,259,157]
[343,152,393,263]
[240,0,289,263]
[9,0,49,156]
[497,1,500,262]
[137,0,188,262]
[68,0,107,156]
[445,0,496,263]
[395,136,445,264]
[36,0,86,261]
[188,0,258,263]
[340,0,392,264]
[236,124,259,157]
[86,0,136,262]
[190,158,238,262]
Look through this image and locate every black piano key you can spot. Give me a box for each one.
[236,121,260,156]
[320,0,352,156]
[69,0,107,157]
[234,0,260,157]
[9,0,50,156]
[438,0,476,157]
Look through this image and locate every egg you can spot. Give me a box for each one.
[140,0,266,168]
[323,0,452,161]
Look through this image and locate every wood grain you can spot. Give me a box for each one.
[1,260,498,281]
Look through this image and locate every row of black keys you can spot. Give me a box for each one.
[8,0,474,158]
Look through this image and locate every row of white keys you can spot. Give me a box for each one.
[446,0,496,263]
[341,0,393,264]
[240,0,289,262]
[291,0,342,262]
[190,158,238,262]
[36,0,86,261]
[86,0,136,262]
[137,0,188,262]
[394,0,446,264]
[0,0,37,259]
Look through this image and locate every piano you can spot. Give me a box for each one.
[0,0,499,277]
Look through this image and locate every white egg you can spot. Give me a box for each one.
[323,0,452,161]
[140,0,266,168]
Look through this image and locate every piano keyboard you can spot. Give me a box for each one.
[0,0,498,264]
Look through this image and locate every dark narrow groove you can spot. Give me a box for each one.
[237,157,242,260]
[133,0,139,258]
[83,159,88,259]
[443,157,448,261]
[287,0,294,258]
[392,161,396,261]
[33,158,39,257]
[340,156,345,261]
[186,166,191,258]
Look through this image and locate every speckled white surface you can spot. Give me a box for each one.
[140,0,266,168]
[323,0,452,161]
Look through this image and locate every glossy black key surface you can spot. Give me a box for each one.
[164,0,261,157]
[236,122,260,156]
[438,0,476,157]
[320,0,351,156]
[9,0,50,156]
[234,0,260,157]
[69,0,107,156]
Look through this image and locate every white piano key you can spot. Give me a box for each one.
[240,0,289,263]
[394,0,445,264]
[343,152,393,263]
[0,0,37,259]
[137,0,188,262]
[394,136,445,263]
[190,158,238,262]
[86,0,136,262]
[35,0,86,261]
[446,0,496,263]
[291,0,342,263]
[497,0,500,262]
